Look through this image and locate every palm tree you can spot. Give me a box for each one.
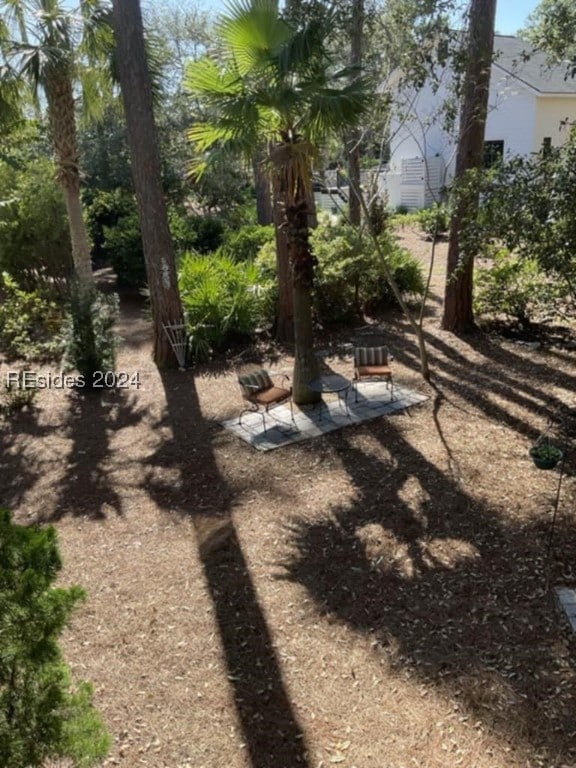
[185,0,370,403]
[0,0,114,288]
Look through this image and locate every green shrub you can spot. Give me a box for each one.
[65,286,118,388]
[417,203,450,238]
[218,224,275,262]
[84,188,136,269]
[0,156,72,292]
[0,273,66,361]
[474,248,558,324]
[255,223,424,325]
[1,371,38,414]
[100,203,147,288]
[311,222,424,323]
[178,252,264,358]
[0,508,110,767]
[169,209,227,256]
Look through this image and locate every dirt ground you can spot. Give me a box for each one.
[3,228,576,768]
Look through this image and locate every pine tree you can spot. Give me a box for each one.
[0,508,110,768]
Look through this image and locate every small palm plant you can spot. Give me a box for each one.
[185,0,371,403]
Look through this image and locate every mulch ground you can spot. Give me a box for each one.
[3,229,576,768]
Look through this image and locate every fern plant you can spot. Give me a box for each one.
[178,252,265,359]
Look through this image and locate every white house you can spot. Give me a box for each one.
[384,35,576,210]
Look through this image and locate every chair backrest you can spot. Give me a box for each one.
[237,369,273,398]
[354,346,390,367]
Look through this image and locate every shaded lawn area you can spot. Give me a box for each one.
[2,236,576,768]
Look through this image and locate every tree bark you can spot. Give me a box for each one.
[272,170,295,343]
[253,147,273,225]
[286,179,320,404]
[112,0,184,367]
[292,276,319,404]
[346,0,364,227]
[45,73,95,287]
[442,0,497,334]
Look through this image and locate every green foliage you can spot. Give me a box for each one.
[92,194,228,288]
[256,222,424,324]
[218,224,275,262]
[0,155,72,292]
[84,187,134,273]
[100,203,146,288]
[65,286,118,388]
[1,371,38,414]
[474,248,559,324]
[522,0,576,77]
[178,252,264,358]
[170,211,226,255]
[473,129,576,297]
[0,273,66,361]
[311,222,424,322]
[417,203,450,238]
[0,508,110,767]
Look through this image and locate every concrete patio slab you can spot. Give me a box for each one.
[220,383,428,451]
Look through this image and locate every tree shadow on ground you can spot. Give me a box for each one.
[141,369,311,768]
[43,389,146,522]
[0,409,55,509]
[366,317,576,448]
[281,418,576,764]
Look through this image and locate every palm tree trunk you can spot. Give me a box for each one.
[286,178,320,405]
[45,73,94,287]
[272,170,295,343]
[253,147,273,225]
[292,275,319,404]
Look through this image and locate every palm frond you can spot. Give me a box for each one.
[185,57,243,99]
[305,78,372,141]
[217,0,290,76]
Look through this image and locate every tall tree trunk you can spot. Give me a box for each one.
[286,178,320,405]
[112,0,184,367]
[45,73,94,287]
[442,0,496,334]
[253,147,273,225]
[272,170,295,343]
[346,0,364,227]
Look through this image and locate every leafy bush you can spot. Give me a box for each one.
[255,223,424,325]
[474,248,559,324]
[1,371,38,414]
[417,203,450,238]
[65,286,118,388]
[96,201,228,288]
[0,273,66,361]
[0,156,72,292]
[99,201,147,288]
[218,224,275,262]
[468,129,576,299]
[169,210,227,256]
[0,508,110,767]
[310,222,424,323]
[84,188,136,270]
[178,252,264,358]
